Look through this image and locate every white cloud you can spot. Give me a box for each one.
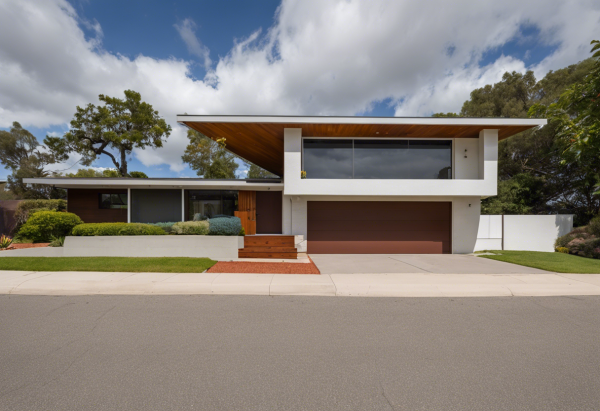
[0,0,599,173]
[174,18,212,71]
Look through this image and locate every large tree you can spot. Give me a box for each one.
[434,57,598,224]
[0,122,65,199]
[246,163,278,179]
[182,130,240,179]
[64,168,148,178]
[45,90,171,177]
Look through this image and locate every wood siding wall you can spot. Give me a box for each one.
[68,189,127,223]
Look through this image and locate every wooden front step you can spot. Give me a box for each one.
[239,236,298,259]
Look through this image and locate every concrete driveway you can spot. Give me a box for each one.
[310,254,550,274]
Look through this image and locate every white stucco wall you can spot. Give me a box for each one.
[474,215,574,252]
[283,128,498,197]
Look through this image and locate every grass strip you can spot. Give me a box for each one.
[0,257,217,273]
[479,250,600,274]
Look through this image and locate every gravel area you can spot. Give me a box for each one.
[5,243,50,250]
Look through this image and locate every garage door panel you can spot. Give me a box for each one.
[307,201,451,254]
[308,219,451,232]
[309,241,447,254]
[308,207,450,222]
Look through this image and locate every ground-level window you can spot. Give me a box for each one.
[99,193,128,209]
[188,190,237,220]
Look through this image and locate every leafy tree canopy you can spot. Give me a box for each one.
[181,130,239,179]
[0,122,65,199]
[64,168,148,178]
[246,163,278,179]
[45,90,171,177]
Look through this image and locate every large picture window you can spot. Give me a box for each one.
[303,139,452,179]
[187,190,238,220]
[99,193,128,209]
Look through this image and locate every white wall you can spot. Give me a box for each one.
[283,128,498,197]
[474,215,574,252]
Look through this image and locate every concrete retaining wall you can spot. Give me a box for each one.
[475,215,574,252]
[60,235,244,260]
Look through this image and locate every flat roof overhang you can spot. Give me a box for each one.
[23,177,284,190]
[177,115,547,176]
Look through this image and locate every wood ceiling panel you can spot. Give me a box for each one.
[182,121,538,176]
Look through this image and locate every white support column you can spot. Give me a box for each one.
[181,189,185,222]
[127,188,131,223]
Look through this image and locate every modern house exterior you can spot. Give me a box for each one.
[25,115,546,254]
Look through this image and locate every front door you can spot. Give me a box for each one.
[256,191,282,234]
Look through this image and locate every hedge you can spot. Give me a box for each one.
[72,223,166,236]
[149,222,178,233]
[14,199,67,226]
[172,221,209,235]
[17,211,83,242]
[208,216,242,236]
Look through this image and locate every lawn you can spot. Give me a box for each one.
[0,257,217,273]
[479,250,600,274]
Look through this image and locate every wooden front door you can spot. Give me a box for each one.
[236,191,256,235]
[256,191,283,234]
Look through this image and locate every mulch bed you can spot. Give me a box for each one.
[4,243,50,250]
[207,258,321,274]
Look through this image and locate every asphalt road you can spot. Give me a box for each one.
[1,295,599,410]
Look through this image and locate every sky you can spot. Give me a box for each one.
[0,0,599,180]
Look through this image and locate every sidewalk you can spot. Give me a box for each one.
[2,270,600,297]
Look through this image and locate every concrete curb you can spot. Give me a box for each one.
[2,271,600,297]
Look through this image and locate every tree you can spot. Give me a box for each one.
[64,168,148,178]
[181,130,239,179]
[0,122,65,199]
[530,40,600,174]
[45,90,171,177]
[246,163,277,179]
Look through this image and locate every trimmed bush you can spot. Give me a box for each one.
[149,222,178,233]
[14,199,67,226]
[172,221,209,235]
[208,216,242,236]
[71,223,165,236]
[17,211,83,242]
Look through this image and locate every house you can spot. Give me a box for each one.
[25,115,546,255]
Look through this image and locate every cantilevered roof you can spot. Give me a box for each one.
[23,177,283,190]
[177,115,547,176]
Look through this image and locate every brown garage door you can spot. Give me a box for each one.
[307,201,451,254]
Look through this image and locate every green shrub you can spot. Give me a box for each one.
[0,235,13,249]
[49,236,65,247]
[71,222,165,236]
[555,233,575,249]
[14,199,67,225]
[172,221,209,235]
[208,217,242,236]
[17,211,82,242]
[239,227,245,236]
[587,216,600,237]
[149,222,178,233]
[556,247,569,254]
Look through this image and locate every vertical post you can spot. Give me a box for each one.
[127,188,131,223]
[181,189,185,222]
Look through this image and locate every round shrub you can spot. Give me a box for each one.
[172,221,209,235]
[208,217,242,236]
[555,247,569,254]
[17,211,83,242]
[149,222,178,234]
[14,199,67,226]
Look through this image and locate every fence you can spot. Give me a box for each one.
[474,214,574,252]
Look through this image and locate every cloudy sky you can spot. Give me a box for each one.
[1,0,599,179]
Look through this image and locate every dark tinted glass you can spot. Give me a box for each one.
[354,140,410,179]
[408,140,452,179]
[303,139,353,179]
[188,190,238,220]
[99,193,127,209]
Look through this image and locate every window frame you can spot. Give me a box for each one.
[301,137,455,180]
[98,193,128,209]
